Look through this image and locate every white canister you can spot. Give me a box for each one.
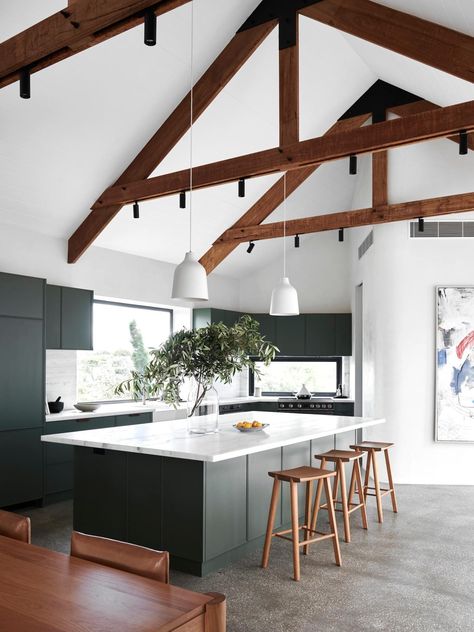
[254,386,262,397]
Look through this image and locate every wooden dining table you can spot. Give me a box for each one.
[0,536,226,631]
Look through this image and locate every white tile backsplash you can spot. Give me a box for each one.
[45,350,77,409]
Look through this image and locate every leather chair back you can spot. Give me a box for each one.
[70,531,169,583]
[0,509,31,544]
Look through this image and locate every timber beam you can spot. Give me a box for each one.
[92,99,474,208]
[0,0,191,91]
[214,192,474,243]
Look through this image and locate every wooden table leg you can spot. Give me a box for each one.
[290,481,300,581]
[354,458,368,530]
[303,480,313,556]
[261,478,280,569]
[324,478,341,567]
[338,460,351,543]
[384,449,398,513]
[371,449,384,523]
[205,593,226,632]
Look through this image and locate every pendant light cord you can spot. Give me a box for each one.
[188,0,194,253]
[283,172,287,277]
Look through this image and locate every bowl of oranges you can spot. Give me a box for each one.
[234,420,269,432]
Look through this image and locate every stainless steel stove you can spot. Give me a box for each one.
[277,397,334,413]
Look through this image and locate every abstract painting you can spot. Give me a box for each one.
[436,287,474,442]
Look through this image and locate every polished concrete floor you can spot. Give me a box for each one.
[21,485,474,632]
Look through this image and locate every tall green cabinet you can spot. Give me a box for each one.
[0,272,45,507]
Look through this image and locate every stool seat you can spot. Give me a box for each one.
[350,441,393,452]
[269,466,336,483]
[315,449,364,462]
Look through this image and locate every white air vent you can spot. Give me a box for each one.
[410,221,474,238]
[358,230,373,259]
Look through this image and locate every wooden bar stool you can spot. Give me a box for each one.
[261,466,341,581]
[349,441,398,523]
[312,449,368,543]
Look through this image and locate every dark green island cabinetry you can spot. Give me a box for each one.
[194,308,352,357]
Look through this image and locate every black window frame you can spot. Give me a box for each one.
[77,298,174,404]
[248,356,342,397]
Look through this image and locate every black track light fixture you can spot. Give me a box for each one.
[144,8,157,46]
[349,155,357,175]
[179,191,186,209]
[133,201,140,219]
[247,241,255,254]
[339,228,344,242]
[238,178,246,198]
[294,234,300,248]
[418,217,424,233]
[459,130,468,155]
[19,68,30,99]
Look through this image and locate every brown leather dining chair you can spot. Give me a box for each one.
[0,509,31,544]
[70,531,169,584]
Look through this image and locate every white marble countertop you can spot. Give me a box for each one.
[42,411,383,463]
[45,396,354,422]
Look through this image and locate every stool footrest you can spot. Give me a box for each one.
[364,486,393,498]
[319,501,365,514]
[273,530,335,546]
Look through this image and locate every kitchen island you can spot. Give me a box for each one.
[42,412,383,576]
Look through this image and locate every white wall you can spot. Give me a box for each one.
[351,139,474,485]
[238,231,351,313]
[0,223,240,311]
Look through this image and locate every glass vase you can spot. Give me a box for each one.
[187,380,219,435]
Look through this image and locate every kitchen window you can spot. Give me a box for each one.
[77,300,172,402]
[250,358,342,397]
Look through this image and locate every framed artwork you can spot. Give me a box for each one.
[436,286,474,442]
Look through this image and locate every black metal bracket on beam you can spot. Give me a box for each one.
[237,0,322,49]
[339,80,421,123]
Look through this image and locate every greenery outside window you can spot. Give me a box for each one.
[77,300,172,402]
[249,357,342,397]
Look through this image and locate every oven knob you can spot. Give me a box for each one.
[321,404,326,409]
[279,403,285,408]
[316,404,321,409]
[288,403,294,408]
[310,404,315,409]
[297,403,302,408]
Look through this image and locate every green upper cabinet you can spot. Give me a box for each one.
[0,272,44,319]
[275,315,306,356]
[193,308,241,329]
[193,308,352,356]
[250,313,276,346]
[305,314,336,356]
[46,284,93,350]
[335,313,352,356]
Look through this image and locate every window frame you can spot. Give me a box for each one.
[248,356,342,397]
[77,299,173,404]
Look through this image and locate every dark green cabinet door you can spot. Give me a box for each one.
[281,441,311,523]
[247,448,282,540]
[0,429,43,506]
[116,412,153,426]
[74,447,127,540]
[45,285,61,349]
[335,314,352,356]
[251,313,277,346]
[0,272,44,319]
[61,287,93,350]
[211,309,240,327]
[205,457,247,560]
[0,317,44,431]
[193,308,211,329]
[305,314,336,356]
[276,315,306,356]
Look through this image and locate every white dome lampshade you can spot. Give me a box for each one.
[270,277,299,316]
[171,251,209,301]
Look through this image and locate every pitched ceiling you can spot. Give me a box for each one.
[0,0,473,279]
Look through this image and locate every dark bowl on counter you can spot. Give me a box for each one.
[48,401,64,414]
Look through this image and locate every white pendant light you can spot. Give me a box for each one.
[171,1,209,302]
[270,173,299,316]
